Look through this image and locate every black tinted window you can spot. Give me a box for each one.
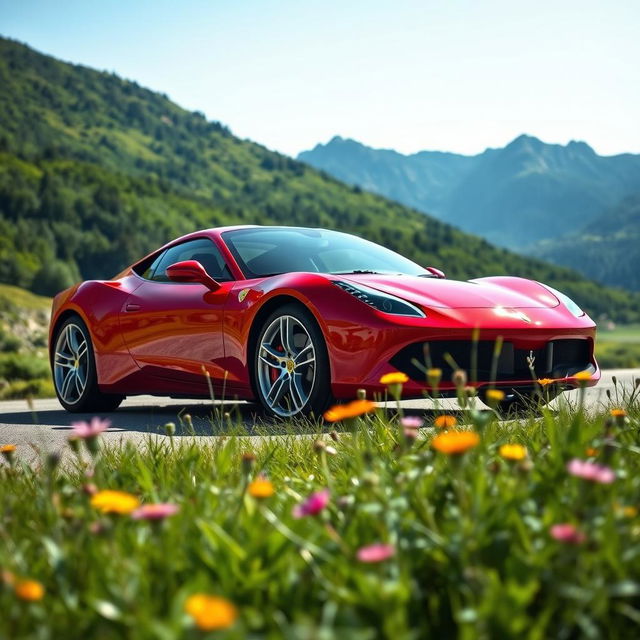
[223,228,427,278]
[151,238,232,282]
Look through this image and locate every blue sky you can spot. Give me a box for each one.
[1,0,639,156]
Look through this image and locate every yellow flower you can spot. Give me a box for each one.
[324,400,376,423]
[537,378,554,386]
[14,579,44,602]
[185,594,237,631]
[499,444,527,461]
[485,389,505,403]
[434,415,457,429]
[248,477,274,499]
[90,490,140,515]
[379,372,409,385]
[427,368,442,386]
[0,444,16,453]
[574,371,592,381]
[585,447,599,457]
[610,408,627,418]
[432,431,480,455]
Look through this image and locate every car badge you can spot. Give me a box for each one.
[238,288,250,303]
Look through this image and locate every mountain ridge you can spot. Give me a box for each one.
[298,134,640,250]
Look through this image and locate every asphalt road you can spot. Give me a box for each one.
[1,369,638,460]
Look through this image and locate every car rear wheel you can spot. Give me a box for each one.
[53,317,124,413]
[253,304,331,418]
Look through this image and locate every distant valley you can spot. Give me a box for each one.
[299,136,640,291]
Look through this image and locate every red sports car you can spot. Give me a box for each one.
[49,226,599,416]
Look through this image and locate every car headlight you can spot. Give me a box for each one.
[333,280,425,317]
[543,285,585,318]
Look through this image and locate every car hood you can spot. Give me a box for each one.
[338,274,560,309]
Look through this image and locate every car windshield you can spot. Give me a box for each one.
[222,227,428,279]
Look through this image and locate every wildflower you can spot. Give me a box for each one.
[434,415,457,429]
[485,388,505,402]
[427,368,442,387]
[403,428,419,443]
[585,447,598,457]
[499,444,527,461]
[1,570,15,586]
[574,371,592,381]
[72,417,110,439]
[610,408,626,417]
[184,594,237,631]
[380,372,409,385]
[356,543,396,563]
[90,490,140,514]
[567,458,615,484]
[1,444,16,463]
[131,503,180,521]
[537,378,554,386]
[247,476,274,499]
[550,523,586,545]
[164,422,176,436]
[432,431,480,455]
[14,579,45,602]
[293,488,330,518]
[324,400,376,423]
[400,416,424,429]
[614,503,638,519]
[452,369,467,388]
[241,452,256,472]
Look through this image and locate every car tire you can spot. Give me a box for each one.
[252,303,331,418]
[52,316,124,413]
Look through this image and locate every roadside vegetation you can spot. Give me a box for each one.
[0,284,52,399]
[1,373,640,638]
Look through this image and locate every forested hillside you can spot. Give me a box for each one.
[535,194,640,292]
[1,37,640,321]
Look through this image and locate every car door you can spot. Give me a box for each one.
[119,237,234,387]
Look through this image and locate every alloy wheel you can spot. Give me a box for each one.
[53,323,89,406]
[256,315,317,417]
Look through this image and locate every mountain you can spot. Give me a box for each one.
[1,36,640,323]
[535,194,640,291]
[298,136,640,250]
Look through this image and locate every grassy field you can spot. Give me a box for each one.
[0,284,53,399]
[1,378,640,639]
[596,323,640,369]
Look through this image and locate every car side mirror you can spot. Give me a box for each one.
[166,260,221,291]
[426,267,446,279]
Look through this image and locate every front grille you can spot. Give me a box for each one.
[390,339,591,383]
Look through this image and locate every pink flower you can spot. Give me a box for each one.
[567,458,615,484]
[400,416,424,429]
[72,417,110,439]
[292,489,330,518]
[356,543,396,563]
[131,503,180,521]
[550,523,586,545]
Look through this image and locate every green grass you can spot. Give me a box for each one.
[1,383,640,639]
[595,324,640,369]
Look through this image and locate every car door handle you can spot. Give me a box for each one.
[125,304,141,312]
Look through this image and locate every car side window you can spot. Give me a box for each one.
[150,238,233,283]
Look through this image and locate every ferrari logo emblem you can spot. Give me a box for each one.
[238,288,250,302]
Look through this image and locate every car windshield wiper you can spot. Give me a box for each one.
[332,269,400,275]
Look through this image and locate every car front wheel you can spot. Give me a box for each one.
[253,304,331,418]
